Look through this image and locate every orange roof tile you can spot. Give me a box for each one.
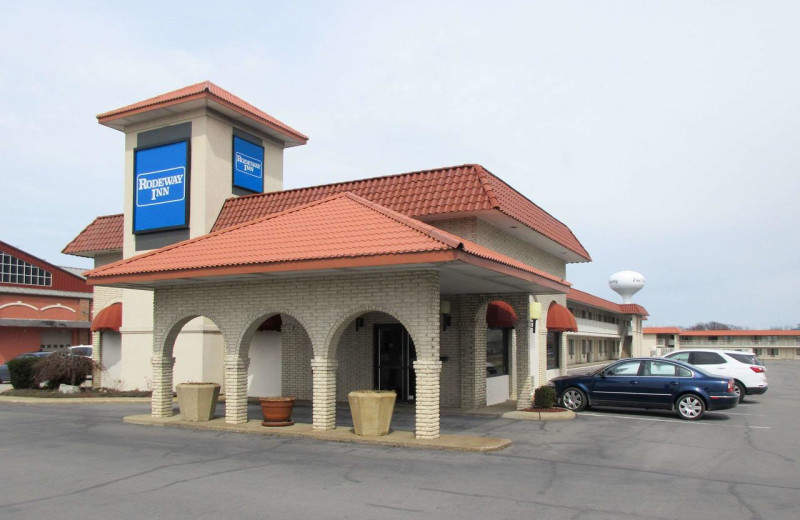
[214,164,591,261]
[643,327,681,334]
[679,330,799,337]
[62,214,123,257]
[97,81,308,144]
[567,288,649,316]
[85,193,570,291]
[620,303,649,316]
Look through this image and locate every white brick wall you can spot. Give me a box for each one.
[149,270,442,438]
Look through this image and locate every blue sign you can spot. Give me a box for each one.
[233,135,264,193]
[133,140,189,233]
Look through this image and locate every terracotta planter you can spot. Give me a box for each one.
[348,390,396,436]
[259,396,296,426]
[176,382,220,422]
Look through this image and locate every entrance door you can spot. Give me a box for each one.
[374,324,416,402]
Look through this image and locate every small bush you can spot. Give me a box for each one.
[7,358,40,389]
[533,385,557,409]
[34,351,99,389]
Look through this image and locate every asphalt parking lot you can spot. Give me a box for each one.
[1,362,798,520]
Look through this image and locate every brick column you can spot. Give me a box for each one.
[311,357,338,431]
[91,331,102,390]
[515,320,532,410]
[151,355,176,417]
[414,358,442,439]
[224,354,250,424]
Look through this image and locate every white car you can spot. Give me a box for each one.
[663,349,767,403]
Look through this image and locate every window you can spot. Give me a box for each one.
[486,328,510,377]
[754,348,763,356]
[768,348,779,356]
[691,352,726,365]
[546,331,561,370]
[1,251,52,286]
[604,360,641,376]
[568,339,574,356]
[644,361,687,377]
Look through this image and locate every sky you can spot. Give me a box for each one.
[1,1,798,329]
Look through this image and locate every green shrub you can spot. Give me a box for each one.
[34,351,98,389]
[533,385,557,409]
[7,357,40,389]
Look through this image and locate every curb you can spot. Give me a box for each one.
[123,414,512,453]
[501,409,576,421]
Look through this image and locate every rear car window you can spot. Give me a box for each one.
[691,352,726,364]
[728,353,755,364]
[668,352,690,363]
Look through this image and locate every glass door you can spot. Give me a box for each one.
[374,324,416,402]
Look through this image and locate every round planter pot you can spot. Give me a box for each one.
[348,390,396,436]
[259,396,296,427]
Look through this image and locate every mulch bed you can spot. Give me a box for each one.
[520,407,569,413]
[1,388,152,398]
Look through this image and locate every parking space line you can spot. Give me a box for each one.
[580,412,770,429]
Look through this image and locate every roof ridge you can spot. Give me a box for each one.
[222,163,484,207]
[340,193,463,249]
[472,164,501,209]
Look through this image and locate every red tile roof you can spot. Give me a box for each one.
[62,214,123,257]
[214,164,591,261]
[567,288,649,316]
[86,193,570,292]
[679,330,799,337]
[97,81,308,144]
[643,327,681,334]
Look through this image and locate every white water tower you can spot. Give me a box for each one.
[609,271,645,303]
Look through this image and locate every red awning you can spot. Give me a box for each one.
[91,302,122,332]
[547,302,577,332]
[487,301,518,328]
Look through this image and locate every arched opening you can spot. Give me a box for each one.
[166,315,226,390]
[333,310,417,403]
[244,313,313,400]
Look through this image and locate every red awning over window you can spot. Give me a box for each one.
[546,302,577,332]
[487,301,518,328]
[91,302,122,332]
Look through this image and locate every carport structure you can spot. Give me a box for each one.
[85,192,571,439]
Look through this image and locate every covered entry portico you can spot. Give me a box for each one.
[87,193,570,438]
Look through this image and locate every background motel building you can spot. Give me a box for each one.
[644,327,800,360]
[64,82,648,439]
[0,240,93,364]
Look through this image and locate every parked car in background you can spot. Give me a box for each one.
[0,351,51,384]
[68,345,93,358]
[550,357,738,420]
[663,349,768,403]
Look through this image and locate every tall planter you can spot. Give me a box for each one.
[259,396,296,427]
[176,383,220,422]
[348,390,396,436]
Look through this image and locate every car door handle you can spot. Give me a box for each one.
[669,382,678,386]
[629,381,638,385]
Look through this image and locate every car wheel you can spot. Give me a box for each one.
[560,387,587,412]
[676,394,705,420]
[733,381,745,403]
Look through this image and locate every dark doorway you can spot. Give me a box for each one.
[374,324,416,402]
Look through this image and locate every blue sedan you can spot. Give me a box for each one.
[550,358,738,420]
